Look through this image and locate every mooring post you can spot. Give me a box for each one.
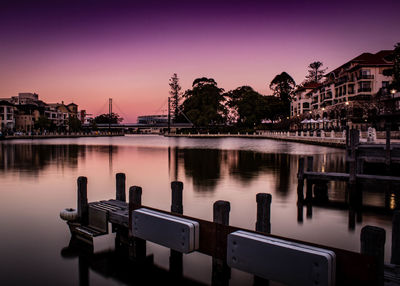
[116,173,126,202]
[255,194,271,286]
[212,200,231,286]
[391,211,400,264]
[128,186,142,236]
[297,157,305,199]
[171,181,183,213]
[128,186,145,260]
[361,226,386,286]
[306,156,313,199]
[77,176,88,225]
[256,193,271,234]
[386,123,391,173]
[78,255,89,286]
[349,129,359,184]
[170,181,184,279]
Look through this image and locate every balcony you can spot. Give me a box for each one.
[357,87,372,93]
[357,74,374,80]
[334,76,348,86]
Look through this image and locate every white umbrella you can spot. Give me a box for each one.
[301,119,310,124]
[310,119,318,123]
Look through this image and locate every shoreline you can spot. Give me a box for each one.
[164,133,346,148]
[1,133,124,141]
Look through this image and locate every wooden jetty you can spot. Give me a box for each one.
[59,173,397,286]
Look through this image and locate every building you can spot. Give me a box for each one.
[291,82,321,117]
[291,49,395,130]
[14,104,41,132]
[0,100,15,131]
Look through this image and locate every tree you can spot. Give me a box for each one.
[94,113,123,124]
[226,86,269,127]
[34,115,55,131]
[67,116,82,132]
[305,61,327,83]
[393,42,400,90]
[169,73,183,122]
[269,72,296,118]
[182,77,226,126]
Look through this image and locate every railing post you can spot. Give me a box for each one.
[77,176,88,225]
[361,226,385,286]
[116,173,126,202]
[212,200,231,286]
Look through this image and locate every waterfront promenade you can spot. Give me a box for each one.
[2,132,124,140]
[165,130,400,149]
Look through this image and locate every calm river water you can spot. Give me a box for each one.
[0,135,393,285]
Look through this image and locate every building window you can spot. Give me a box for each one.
[343,85,347,95]
[348,85,354,94]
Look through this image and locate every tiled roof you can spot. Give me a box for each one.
[329,50,393,75]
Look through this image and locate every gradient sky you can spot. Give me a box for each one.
[1,0,399,122]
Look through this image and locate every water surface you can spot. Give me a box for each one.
[0,135,393,285]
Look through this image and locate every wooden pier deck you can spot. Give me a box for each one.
[58,174,398,286]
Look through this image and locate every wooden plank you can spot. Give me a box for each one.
[304,172,349,181]
[100,199,128,209]
[304,172,400,184]
[357,174,400,183]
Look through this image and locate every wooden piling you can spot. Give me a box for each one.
[386,123,391,172]
[256,193,271,234]
[128,186,142,235]
[171,181,183,214]
[170,181,184,279]
[212,200,231,286]
[255,194,271,286]
[297,157,305,199]
[349,129,359,184]
[116,173,126,202]
[128,186,145,260]
[391,211,400,264]
[77,176,88,225]
[361,226,385,286]
[306,156,313,199]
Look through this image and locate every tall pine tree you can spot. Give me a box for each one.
[169,73,182,122]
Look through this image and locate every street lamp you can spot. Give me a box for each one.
[391,89,397,98]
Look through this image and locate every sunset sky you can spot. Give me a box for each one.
[1,0,399,122]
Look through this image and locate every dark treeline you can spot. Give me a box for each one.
[171,74,296,129]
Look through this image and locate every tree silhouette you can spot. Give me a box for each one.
[305,61,327,83]
[169,73,183,122]
[182,77,226,126]
[269,72,296,117]
[94,113,123,124]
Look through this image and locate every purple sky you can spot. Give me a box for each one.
[1,0,399,122]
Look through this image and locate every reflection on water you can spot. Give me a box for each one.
[0,136,395,285]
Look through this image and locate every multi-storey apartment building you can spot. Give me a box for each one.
[1,93,80,132]
[0,100,15,131]
[291,50,395,129]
